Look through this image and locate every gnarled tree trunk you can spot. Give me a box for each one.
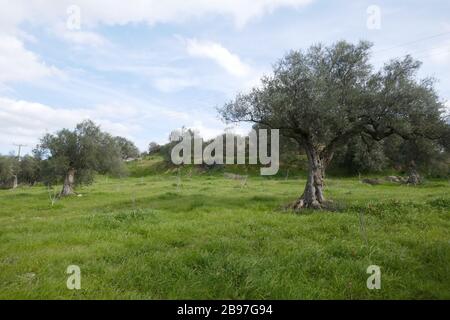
[291,145,327,210]
[60,168,76,196]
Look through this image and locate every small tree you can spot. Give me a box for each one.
[37,120,126,196]
[114,136,140,160]
[148,142,161,155]
[17,155,40,185]
[220,41,447,209]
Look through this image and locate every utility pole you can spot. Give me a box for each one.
[11,144,26,190]
[13,143,27,160]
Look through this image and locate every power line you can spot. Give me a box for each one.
[373,31,450,55]
[372,42,450,65]
[414,47,450,61]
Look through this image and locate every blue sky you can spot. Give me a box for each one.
[0,0,449,154]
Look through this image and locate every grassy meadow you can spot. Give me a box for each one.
[0,157,449,299]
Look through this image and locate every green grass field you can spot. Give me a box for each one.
[0,161,449,299]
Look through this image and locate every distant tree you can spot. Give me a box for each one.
[17,155,40,185]
[148,141,161,155]
[220,41,447,209]
[0,153,41,188]
[114,136,140,160]
[0,156,16,189]
[332,135,387,174]
[36,120,126,196]
[331,130,449,177]
[383,135,449,181]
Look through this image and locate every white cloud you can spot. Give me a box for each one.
[186,38,251,77]
[0,35,61,84]
[0,0,314,30]
[189,120,250,141]
[0,96,251,153]
[0,0,309,91]
[58,30,109,47]
[0,97,139,151]
[92,0,313,28]
[50,21,109,47]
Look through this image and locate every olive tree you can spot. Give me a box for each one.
[220,41,446,209]
[148,142,161,155]
[37,120,126,196]
[114,136,140,160]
